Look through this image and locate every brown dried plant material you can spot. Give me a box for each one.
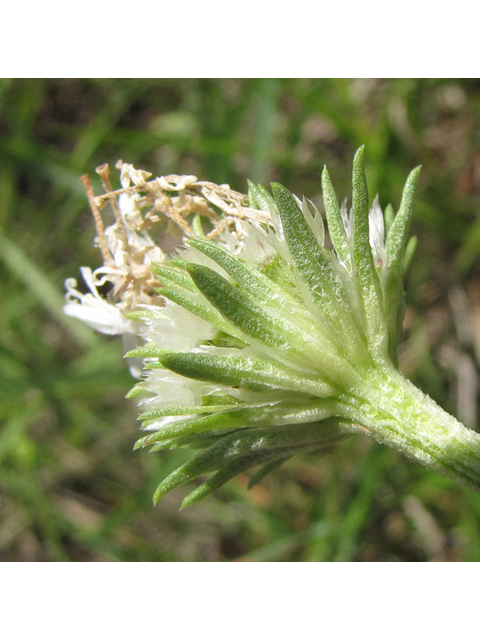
[93,162,270,235]
[80,161,271,307]
[64,161,271,357]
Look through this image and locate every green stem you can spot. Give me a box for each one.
[338,365,480,492]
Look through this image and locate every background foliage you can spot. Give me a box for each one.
[1,78,480,561]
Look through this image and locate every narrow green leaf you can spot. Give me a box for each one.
[138,398,337,448]
[162,426,246,451]
[159,351,334,396]
[125,309,163,322]
[351,146,370,244]
[270,185,333,289]
[156,420,341,504]
[168,259,189,270]
[180,442,323,508]
[135,407,263,449]
[386,166,422,270]
[351,146,388,355]
[149,439,178,452]
[186,238,298,308]
[151,263,197,292]
[384,204,395,235]
[321,166,351,269]
[192,214,209,239]
[138,405,235,420]
[186,263,315,360]
[187,239,273,299]
[125,384,148,398]
[247,180,277,214]
[180,451,281,506]
[159,286,239,337]
[271,182,366,362]
[124,345,167,358]
[384,166,421,355]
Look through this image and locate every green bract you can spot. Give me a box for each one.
[66,149,480,508]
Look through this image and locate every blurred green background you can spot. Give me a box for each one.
[1,78,480,561]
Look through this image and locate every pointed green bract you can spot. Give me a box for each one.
[386,166,422,270]
[271,182,368,362]
[384,166,422,356]
[187,263,296,348]
[124,345,168,358]
[350,146,388,357]
[180,451,283,507]
[186,238,287,306]
[152,263,197,292]
[160,418,350,507]
[138,405,236,420]
[158,286,239,337]
[159,351,334,395]
[248,180,277,214]
[384,203,395,234]
[154,420,337,502]
[186,263,324,363]
[321,165,351,270]
[137,398,339,450]
[192,214,209,239]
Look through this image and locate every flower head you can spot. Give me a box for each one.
[67,148,480,507]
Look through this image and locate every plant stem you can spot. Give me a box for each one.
[338,364,480,492]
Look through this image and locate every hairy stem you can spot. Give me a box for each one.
[338,365,480,491]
